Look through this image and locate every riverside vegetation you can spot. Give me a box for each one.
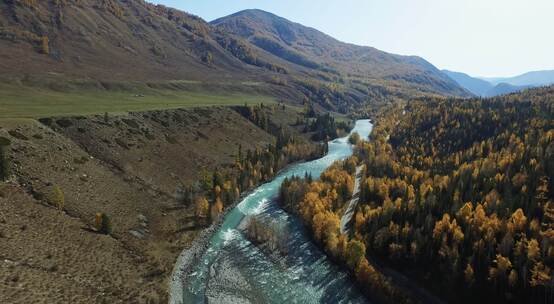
[280,86,554,304]
[181,103,351,226]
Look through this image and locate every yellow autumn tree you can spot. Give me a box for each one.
[530,262,551,287]
[464,263,475,284]
[195,196,209,218]
[210,197,224,222]
[509,208,527,233]
[40,36,49,54]
[527,239,541,261]
[508,269,518,287]
[346,239,366,269]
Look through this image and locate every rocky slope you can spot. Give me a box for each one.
[0,107,285,303]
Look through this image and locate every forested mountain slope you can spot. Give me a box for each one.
[212,9,469,97]
[281,86,554,303]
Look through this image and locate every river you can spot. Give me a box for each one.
[171,119,373,304]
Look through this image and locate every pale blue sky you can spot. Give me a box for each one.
[150,0,554,77]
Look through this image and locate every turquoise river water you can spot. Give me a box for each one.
[172,119,373,304]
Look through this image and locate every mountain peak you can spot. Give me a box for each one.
[212,10,467,97]
[213,9,291,23]
[227,8,277,17]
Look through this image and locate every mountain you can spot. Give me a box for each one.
[442,70,492,96]
[212,9,468,97]
[482,70,554,87]
[0,2,468,113]
[488,82,531,96]
[0,0,266,82]
[444,69,533,97]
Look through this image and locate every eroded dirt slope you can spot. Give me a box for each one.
[47,107,272,194]
[0,107,277,303]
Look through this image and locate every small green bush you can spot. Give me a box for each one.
[47,185,64,210]
[349,132,360,145]
[95,213,112,235]
[8,130,28,140]
[73,156,89,165]
[0,137,11,181]
[38,118,53,126]
[55,119,73,128]
[202,51,214,64]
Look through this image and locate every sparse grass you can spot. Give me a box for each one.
[332,112,353,124]
[0,83,276,118]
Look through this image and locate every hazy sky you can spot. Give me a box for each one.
[150,0,554,77]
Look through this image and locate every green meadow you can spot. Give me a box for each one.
[0,83,275,119]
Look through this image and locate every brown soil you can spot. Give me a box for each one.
[0,106,291,303]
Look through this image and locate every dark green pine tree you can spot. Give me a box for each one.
[0,137,11,181]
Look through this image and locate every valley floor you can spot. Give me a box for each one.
[0,82,276,118]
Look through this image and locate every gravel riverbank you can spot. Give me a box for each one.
[169,188,254,304]
[168,158,313,303]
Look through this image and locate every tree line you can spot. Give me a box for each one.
[183,104,329,225]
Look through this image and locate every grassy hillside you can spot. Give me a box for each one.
[0,1,468,115]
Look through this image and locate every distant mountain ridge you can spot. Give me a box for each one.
[441,70,492,96]
[443,69,553,97]
[481,70,554,86]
